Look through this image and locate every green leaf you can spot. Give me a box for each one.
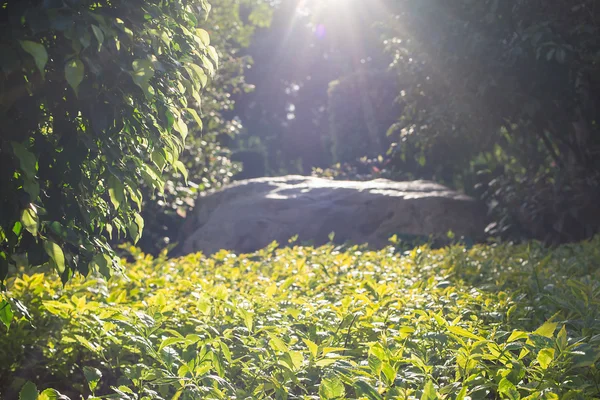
[420,380,437,400]
[174,117,188,141]
[368,354,382,375]
[0,300,14,330]
[220,341,232,363]
[19,381,38,400]
[44,240,66,274]
[131,59,155,98]
[174,160,188,183]
[354,380,382,400]
[506,330,528,342]
[268,334,288,353]
[287,350,304,371]
[188,63,208,88]
[184,108,203,130]
[207,45,219,69]
[65,58,85,95]
[89,253,111,278]
[537,348,554,369]
[534,321,558,338]
[319,376,345,399]
[0,252,7,282]
[19,41,48,79]
[448,325,485,341]
[196,29,210,46]
[91,25,104,51]
[237,308,253,332]
[151,149,167,171]
[107,176,125,210]
[12,142,39,199]
[39,388,63,400]
[572,346,600,368]
[83,366,102,393]
[22,180,40,201]
[201,56,215,76]
[456,386,468,400]
[369,343,387,361]
[303,338,319,358]
[11,142,37,178]
[21,206,39,237]
[129,212,144,244]
[556,325,568,350]
[381,362,397,385]
[497,377,518,400]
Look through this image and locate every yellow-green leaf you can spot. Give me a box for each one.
[319,376,345,399]
[174,160,188,183]
[506,330,528,342]
[196,29,210,46]
[537,348,555,369]
[184,108,203,130]
[303,338,319,358]
[21,206,38,237]
[448,325,485,341]
[268,334,288,353]
[534,321,558,338]
[44,240,66,274]
[207,45,219,68]
[107,176,125,210]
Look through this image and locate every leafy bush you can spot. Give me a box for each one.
[0,0,215,281]
[2,237,600,399]
[381,0,600,242]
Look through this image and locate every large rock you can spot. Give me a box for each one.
[178,175,487,255]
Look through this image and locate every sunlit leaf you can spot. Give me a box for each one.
[537,348,555,369]
[0,300,13,330]
[319,376,345,399]
[44,240,66,274]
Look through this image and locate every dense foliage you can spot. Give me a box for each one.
[136,0,272,255]
[0,0,216,281]
[2,237,600,399]
[382,0,600,241]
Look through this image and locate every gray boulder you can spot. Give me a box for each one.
[178,175,487,255]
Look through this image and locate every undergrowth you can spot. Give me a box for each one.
[1,237,600,399]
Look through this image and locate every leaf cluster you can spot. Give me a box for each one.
[0,0,216,281]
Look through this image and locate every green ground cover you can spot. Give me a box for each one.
[2,237,600,399]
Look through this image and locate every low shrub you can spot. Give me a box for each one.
[1,238,600,399]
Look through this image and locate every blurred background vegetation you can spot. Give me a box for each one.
[2,0,600,263]
[157,0,600,253]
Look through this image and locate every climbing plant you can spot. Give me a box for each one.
[0,0,216,283]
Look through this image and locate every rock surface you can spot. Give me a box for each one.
[178,175,487,255]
